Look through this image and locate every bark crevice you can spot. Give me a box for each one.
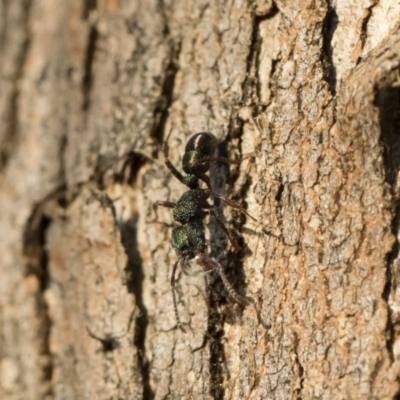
[119,155,154,399]
[321,3,338,95]
[0,0,32,170]
[22,202,54,398]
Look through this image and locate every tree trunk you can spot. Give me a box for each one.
[1,0,400,399]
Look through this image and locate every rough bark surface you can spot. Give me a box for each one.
[1,0,400,399]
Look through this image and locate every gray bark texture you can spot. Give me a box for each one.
[1,0,400,399]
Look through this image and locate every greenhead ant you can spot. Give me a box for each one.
[154,132,270,332]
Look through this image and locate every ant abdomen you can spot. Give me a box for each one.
[182,132,218,175]
[184,132,218,157]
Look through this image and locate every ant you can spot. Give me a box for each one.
[153,132,270,332]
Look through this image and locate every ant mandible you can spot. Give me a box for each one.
[153,132,270,332]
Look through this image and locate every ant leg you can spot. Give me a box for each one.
[209,209,240,252]
[153,201,175,209]
[196,254,270,329]
[153,200,176,220]
[193,170,212,191]
[212,258,270,329]
[170,258,186,333]
[195,253,249,306]
[211,257,251,307]
[242,296,271,330]
[214,195,257,222]
[163,140,188,186]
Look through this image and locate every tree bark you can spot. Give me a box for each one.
[1,0,400,399]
